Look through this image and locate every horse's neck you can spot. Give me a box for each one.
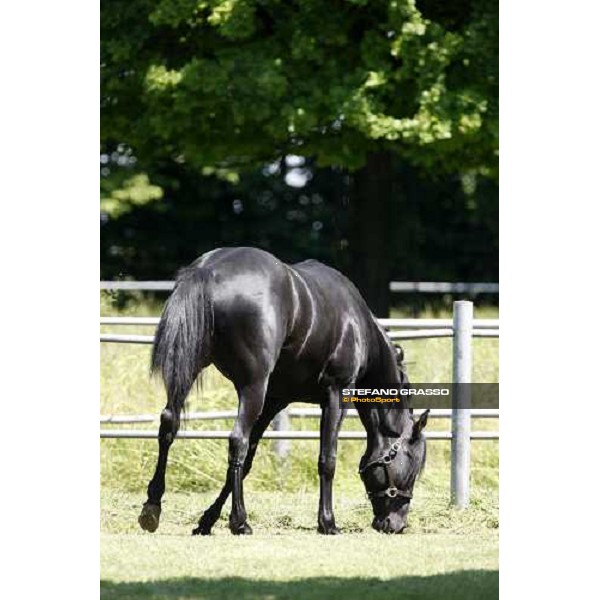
[369,320,400,380]
[354,317,412,453]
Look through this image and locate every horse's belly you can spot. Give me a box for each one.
[266,344,357,401]
[266,351,327,400]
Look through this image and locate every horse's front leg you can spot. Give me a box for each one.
[317,388,347,535]
[227,380,267,535]
[192,398,287,536]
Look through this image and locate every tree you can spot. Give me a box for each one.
[101,0,498,315]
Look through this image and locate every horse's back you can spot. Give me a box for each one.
[292,259,368,310]
[194,246,286,276]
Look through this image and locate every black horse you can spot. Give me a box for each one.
[138,247,428,535]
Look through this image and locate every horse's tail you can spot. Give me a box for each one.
[151,266,213,416]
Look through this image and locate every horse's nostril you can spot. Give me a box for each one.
[375,517,406,534]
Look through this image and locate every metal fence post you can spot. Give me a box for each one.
[272,408,291,459]
[451,300,473,508]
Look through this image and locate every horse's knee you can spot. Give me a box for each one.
[229,429,250,466]
[318,455,337,479]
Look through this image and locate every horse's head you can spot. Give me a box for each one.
[359,410,428,534]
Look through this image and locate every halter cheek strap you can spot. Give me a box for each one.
[359,439,413,500]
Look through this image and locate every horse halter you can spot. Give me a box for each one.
[359,438,413,500]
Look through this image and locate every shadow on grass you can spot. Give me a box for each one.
[101,571,498,600]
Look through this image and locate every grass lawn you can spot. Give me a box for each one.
[101,490,498,600]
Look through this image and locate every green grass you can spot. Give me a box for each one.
[100,295,499,599]
[102,539,497,600]
[101,535,498,600]
[101,490,498,600]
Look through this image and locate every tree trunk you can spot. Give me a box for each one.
[349,151,395,317]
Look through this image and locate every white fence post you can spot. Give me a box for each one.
[272,409,291,459]
[451,300,473,508]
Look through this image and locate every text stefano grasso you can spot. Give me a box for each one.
[341,388,450,396]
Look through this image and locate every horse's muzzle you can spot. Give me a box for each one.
[372,515,407,534]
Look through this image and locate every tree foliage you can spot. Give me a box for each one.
[102,0,498,177]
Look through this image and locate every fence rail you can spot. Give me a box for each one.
[100,317,499,343]
[389,282,499,294]
[101,331,499,343]
[102,331,494,344]
[101,280,498,294]
[101,316,500,329]
[100,281,174,291]
[100,333,155,344]
[100,407,499,424]
[100,429,498,440]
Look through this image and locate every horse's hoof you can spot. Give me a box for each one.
[192,510,217,536]
[192,523,212,536]
[230,521,253,535]
[318,524,342,535]
[192,525,209,536]
[138,502,161,532]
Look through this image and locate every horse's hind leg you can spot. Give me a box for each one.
[138,405,181,532]
[192,397,287,536]
[226,379,269,535]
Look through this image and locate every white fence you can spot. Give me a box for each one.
[100,430,499,440]
[100,407,499,424]
[101,280,498,294]
[389,282,498,294]
[99,316,499,343]
[100,300,499,507]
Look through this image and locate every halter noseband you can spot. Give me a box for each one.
[358,438,413,500]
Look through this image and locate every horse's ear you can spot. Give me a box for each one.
[395,345,404,364]
[411,409,430,441]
